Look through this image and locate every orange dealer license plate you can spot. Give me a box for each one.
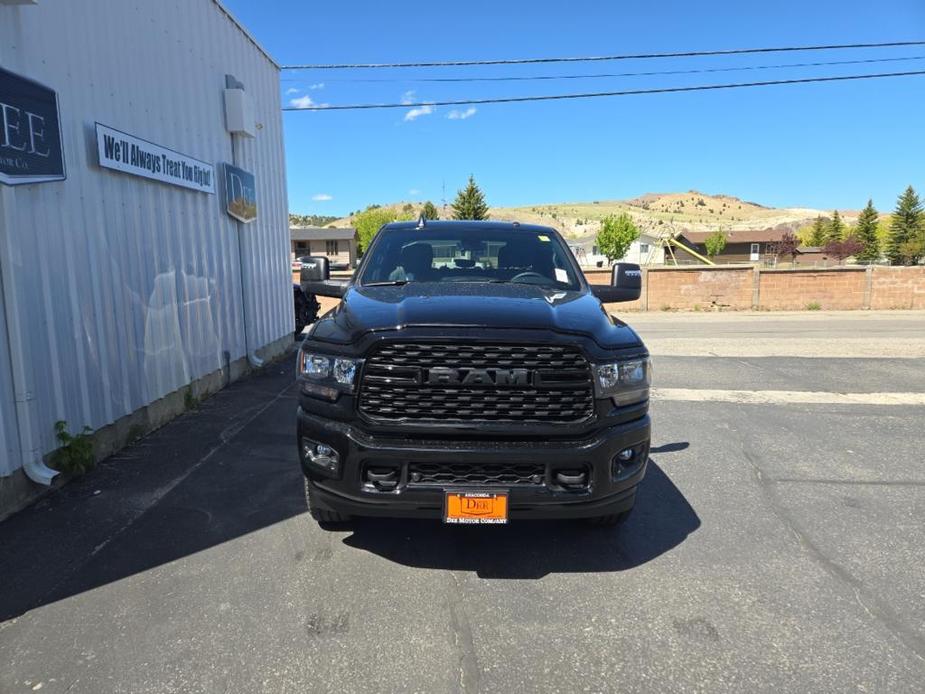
[444,491,509,524]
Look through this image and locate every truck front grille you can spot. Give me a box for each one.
[358,342,594,423]
[408,462,545,487]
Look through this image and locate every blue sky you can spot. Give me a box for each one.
[224,0,925,217]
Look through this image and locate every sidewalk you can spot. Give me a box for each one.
[0,360,301,624]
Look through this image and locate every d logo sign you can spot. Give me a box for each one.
[0,67,65,186]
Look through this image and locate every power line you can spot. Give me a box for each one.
[281,40,925,70]
[281,69,925,111]
[281,54,925,84]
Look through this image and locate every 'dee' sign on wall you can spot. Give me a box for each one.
[0,66,66,186]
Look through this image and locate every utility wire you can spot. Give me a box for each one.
[281,69,925,111]
[281,40,925,70]
[281,54,925,84]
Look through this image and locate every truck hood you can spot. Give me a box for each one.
[309,283,643,350]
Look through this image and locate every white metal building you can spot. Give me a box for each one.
[0,0,291,514]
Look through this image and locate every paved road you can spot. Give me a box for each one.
[628,310,925,358]
[2,313,925,693]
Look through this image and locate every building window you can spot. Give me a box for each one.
[592,245,599,256]
[639,243,650,255]
[751,243,760,254]
[326,240,338,255]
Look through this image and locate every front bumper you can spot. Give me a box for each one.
[297,408,651,520]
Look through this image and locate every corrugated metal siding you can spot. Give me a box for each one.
[0,0,290,470]
[0,283,20,475]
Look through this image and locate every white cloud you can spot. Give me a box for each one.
[285,87,300,95]
[312,193,333,201]
[404,104,434,121]
[409,189,422,196]
[447,107,477,120]
[289,95,329,109]
[401,90,416,105]
[309,82,325,90]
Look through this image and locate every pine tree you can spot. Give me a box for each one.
[824,210,845,244]
[887,186,924,265]
[451,175,489,220]
[809,215,828,246]
[421,201,439,220]
[854,199,880,262]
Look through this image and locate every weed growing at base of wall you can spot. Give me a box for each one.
[53,421,95,474]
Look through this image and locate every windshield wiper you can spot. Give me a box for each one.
[362,280,410,287]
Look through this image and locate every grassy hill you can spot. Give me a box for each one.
[333,192,859,240]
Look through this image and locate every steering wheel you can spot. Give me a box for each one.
[509,271,547,283]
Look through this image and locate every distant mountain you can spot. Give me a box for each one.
[331,192,858,239]
[289,213,340,228]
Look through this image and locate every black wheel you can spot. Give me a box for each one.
[586,508,633,527]
[304,478,351,525]
[293,288,319,337]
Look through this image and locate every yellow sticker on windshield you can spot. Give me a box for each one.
[537,235,551,242]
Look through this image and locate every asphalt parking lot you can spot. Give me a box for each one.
[1,311,924,693]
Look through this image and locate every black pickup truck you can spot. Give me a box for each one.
[296,220,650,527]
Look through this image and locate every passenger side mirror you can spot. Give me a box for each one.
[590,263,642,303]
[300,256,348,298]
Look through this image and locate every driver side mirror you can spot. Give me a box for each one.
[590,263,642,303]
[300,256,348,298]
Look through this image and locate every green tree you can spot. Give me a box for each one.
[704,230,728,258]
[887,186,924,265]
[421,201,439,220]
[899,237,925,265]
[595,213,640,264]
[854,199,880,262]
[354,206,398,253]
[451,175,489,220]
[825,210,845,244]
[808,215,829,247]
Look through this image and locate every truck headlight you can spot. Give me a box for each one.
[298,350,362,399]
[593,358,651,405]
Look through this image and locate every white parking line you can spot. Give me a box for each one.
[651,388,925,406]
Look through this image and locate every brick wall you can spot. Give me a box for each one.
[587,265,923,312]
[758,268,866,310]
[647,267,754,310]
[869,267,925,310]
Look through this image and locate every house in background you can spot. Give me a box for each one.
[675,227,834,266]
[569,231,665,267]
[675,228,791,264]
[291,226,358,269]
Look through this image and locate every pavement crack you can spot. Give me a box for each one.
[770,478,925,488]
[446,572,480,694]
[740,445,925,664]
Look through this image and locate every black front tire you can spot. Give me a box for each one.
[304,478,351,525]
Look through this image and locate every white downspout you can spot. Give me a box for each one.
[0,186,59,485]
[230,132,263,369]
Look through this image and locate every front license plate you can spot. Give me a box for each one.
[444,491,508,524]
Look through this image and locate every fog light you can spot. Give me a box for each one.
[612,446,641,480]
[302,438,340,476]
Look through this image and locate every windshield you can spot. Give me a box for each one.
[358,226,581,290]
